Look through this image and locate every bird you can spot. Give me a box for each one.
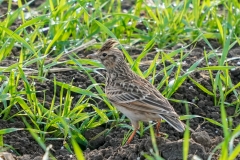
[87,39,185,144]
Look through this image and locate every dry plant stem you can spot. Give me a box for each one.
[23,39,97,75]
[62,39,97,57]
[45,39,97,64]
[25,67,75,75]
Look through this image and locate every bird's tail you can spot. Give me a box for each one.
[161,115,185,132]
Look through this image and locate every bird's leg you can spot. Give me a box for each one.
[126,129,137,145]
[156,119,161,137]
[126,120,139,145]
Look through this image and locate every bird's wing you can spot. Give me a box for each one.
[106,79,178,117]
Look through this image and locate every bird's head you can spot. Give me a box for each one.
[87,39,125,70]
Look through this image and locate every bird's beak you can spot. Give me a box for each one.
[86,52,98,59]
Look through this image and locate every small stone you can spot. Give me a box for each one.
[191,131,211,148]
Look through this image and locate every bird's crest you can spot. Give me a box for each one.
[99,39,119,52]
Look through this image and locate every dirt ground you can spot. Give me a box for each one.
[1,1,240,160]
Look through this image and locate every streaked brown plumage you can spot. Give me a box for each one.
[87,39,185,144]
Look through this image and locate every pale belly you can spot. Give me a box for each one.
[115,104,160,122]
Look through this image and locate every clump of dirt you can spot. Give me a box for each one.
[84,130,210,160]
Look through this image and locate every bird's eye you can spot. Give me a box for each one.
[102,53,107,57]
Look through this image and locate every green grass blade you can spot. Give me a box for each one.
[188,76,214,96]
[71,138,85,160]
[0,26,36,54]
[198,66,235,70]
[0,128,24,134]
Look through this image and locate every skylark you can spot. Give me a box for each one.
[87,39,185,144]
